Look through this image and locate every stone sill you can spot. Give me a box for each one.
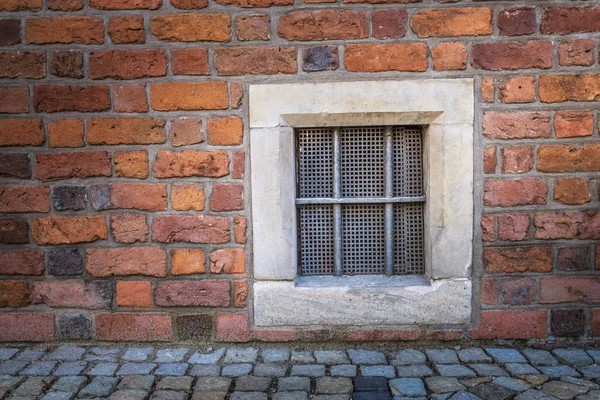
[296,274,430,289]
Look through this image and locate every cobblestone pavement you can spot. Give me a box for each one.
[1,345,600,399]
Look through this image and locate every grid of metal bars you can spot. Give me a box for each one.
[297,126,425,276]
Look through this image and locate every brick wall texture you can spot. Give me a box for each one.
[0,0,599,343]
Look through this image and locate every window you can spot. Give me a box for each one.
[296,126,425,276]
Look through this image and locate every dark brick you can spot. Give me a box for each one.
[501,279,537,306]
[0,218,29,244]
[51,51,84,79]
[354,376,389,392]
[558,247,590,271]
[90,185,114,211]
[0,153,31,179]
[176,314,213,341]
[53,186,87,211]
[59,313,93,340]
[0,20,21,46]
[498,7,536,36]
[302,46,339,72]
[551,309,584,337]
[371,9,407,39]
[47,249,83,276]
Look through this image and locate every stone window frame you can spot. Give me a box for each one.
[249,79,474,327]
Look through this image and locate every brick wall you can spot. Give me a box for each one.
[0,0,598,343]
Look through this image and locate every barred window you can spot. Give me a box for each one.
[296,126,425,276]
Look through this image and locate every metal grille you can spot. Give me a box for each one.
[296,126,425,276]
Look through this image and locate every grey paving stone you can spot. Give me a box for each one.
[469,382,515,400]
[88,363,119,376]
[157,376,193,392]
[91,348,120,356]
[155,363,188,376]
[262,349,290,363]
[9,396,38,400]
[230,393,268,400]
[552,349,593,366]
[469,363,508,377]
[14,377,55,396]
[394,397,426,400]
[20,361,57,376]
[586,350,600,364]
[54,362,86,376]
[272,392,307,400]
[154,349,189,363]
[578,390,600,400]
[396,365,433,378]
[190,391,227,400]
[235,376,271,392]
[0,374,25,390]
[361,365,396,378]
[291,351,315,364]
[493,377,531,392]
[150,390,187,400]
[448,392,482,400]
[348,349,386,365]
[41,392,74,400]
[47,347,86,362]
[224,348,258,364]
[315,377,353,394]
[460,377,493,388]
[486,349,527,364]
[313,396,351,400]
[0,348,19,361]
[514,389,560,400]
[51,376,88,393]
[430,395,453,400]
[436,364,476,378]
[389,378,426,397]
[458,349,492,364]
[314,350,349,365]
[189,349,225,365]
[85,355,117,363]
[522,349,559,366]
[222,364,253,377]
[117,375,155,391]
[505,363,540,376]
[109,389,149,400]
[561,377,599,390]
[278,377,310,392]
[579,365,600,379]
[122,348,154,362]
[16,350,46,362]
[117,363,157,375]
[78,376,119,398]
[253,363,287,377]
[542,380,588,399]
[426,350,459,365]
[353,393,390,400]
[290,364,326,377]
[425,377,467,394]
[391,349,426,366]
[538,365,581,379]
[330,365,357,377]
[0,360,29,375]
[521,375,550,386]
[189,365,221,377]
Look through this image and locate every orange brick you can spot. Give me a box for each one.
[171,249,206,275]
[345,43,427,72]
[151,14,231,42]
[554,110,594,138]
[432,42,467,71]
[114,150,149,179]
[150,82,229,111]
[171,184,205,211]
[116,281,152,308]
[169,118,204,147]
[499,76,536,103]
[207,116,243,146]
[48,119,84,148]
[411,8,492,37]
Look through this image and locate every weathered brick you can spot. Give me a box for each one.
[498,7,536,36]
[502,278,536,306]
[88,118,166,145]
[597,246,600,270]
[278,10,367,41]
[91,186,114,212]
[33,280,113,309]
[237,15,269,41]
[231,83,243,108]
[171,0,207,8]
[535,211,600,240]
[34,85,110,113]
[542,7,600,34]
[0,51,45,79]
[483,246,552,274]
[502,146,533,174]
[215,47,297,75]
[108,16,145,44]
[50,51,83,79]
[210,248,245,274]
[411,8,492,37]
[482,78,494,103]
[371,9,406,39]
[59,314,92,340]
[35,151,111,181]
[481,278,498,305]
[217,0,292,6]
[211,184,244,211]
[171,249,206,275]
[172,184,205,211]
[26,17,104,44]
[111,214,149,244]
[234,281,248,308]
[551,309,584,337]
[233,151,245,179]
[0,86,28,114]
[86,247,167,277]
[117,281,152,308]
[216,314,250,342]
[539,74,600,103]
[32,216,108,245]
[150,82,229,111]
[432,42,467,71]
[0,186,50,213]
[345,43,427,72]
[96,313,172,341]
[484,179,547,207]
[481,215,495,242]
[0,218,28,244]
[558,247,590,271]
[114,150,149,179]
[470,310,546,339]
[90,0,161,9]
[153,150,229,178]
[0,119,44,146]
[559,39,595,66]
[0,281,30,308]
[169,118,204,146]
[114,85,148,113]
[498,214,529,242]
[483,146,496,174]
[483,112,550,139]
[537,145,600,172]
[152,215,230,244]
[53,185,87,211]
[172,49,209,75]
[0,313,54,342]
[303,46,339,72]
[176,314,212,341]
[0,0,42,11]
[555,110,594,138]
[234,216,247,244]
[89,50,167,80]
[155,280,230,307]
[554,178,591,205]
[207,116,243,146]
[472,41,552,71]
[151,14,231,42]
[0,154,31,179]
[48,0,83,11]
[48,119,85,148]
[541,277,600,304]
[47,249,83,276]
[111,183,167,212]
[0,20,21,46]
[0,250,44,275]
[499,76,535,104]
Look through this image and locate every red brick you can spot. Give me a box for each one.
[87,247,167,277]
[90,50,167,80]
[597,246,600,271]
[0,218,29,244]
[554,178,591,205]
[35,151,111,181]
[483,112,550,140]
[481,278,498,305]
[216,314,250,342]
[48,0,83,11]
[233,151,245,179]
[371,9,406,39]
[0,250,44,275]
[345,43,427,72]
[108,16,145,44]
[34,85,110,113]
[111,183,167,212]
[0,52,45,79]
[26,17,104,44]
[542,7,600,35]
[88,118,166,145]
[153,150,229,178]
[559,39,595,66]
[171,249,206,275]
[482,78,495,103]
[171,0,207,8]
[234,216,247,244]
[114,85,148,113]
[172,184,205,211]
[155,280,230,307]
[411,8,492,38]
[116,281,152,308]
[502,146,533,174]
[483,146,496,174]
[32,216,108,245]
[33,280,112,309]
[90,0,161,8]
[0,0,42,11]
[215,47,297,75]
[150,82,229,111]
[172,49,209,76]
[114,151,149,179]
[170,118,204,147]
[0,313,54,342]
[483,246,552,274]
[50,51,83,78]
[484,179,547,207]
[0,86,28,114]
[498,214,529,241]
[535,211,600,240]
[0,186,49,213]
[481,215,495,242]
[217,0,292,6]
[211,184,244,211]
[502,278,537,306]
[111,214,149,244]
[0,20,21,46]
[539,74,600,103]
[594,310,600,336]
[0,119,44,146]
[96,313,172,341]
[48,119,84,148]
[432,42,467,71]
[558,247,590,271]
[207,116,243,146]
[152,215,230,244]
[0,281,30,308]
[234,281,248,308]
[231,83,243,108]
[210,248,245,274]
[498,7,536,36]
[541,277,600,304]
[554,110,594,138]
[537,145,600,173]
[151,14,231,42]
[236,15,270,41]
[278,10,367,41]
[251,329,294,342]
[472,41,552,71]
[499,76,535,104]
[470,310,546,339]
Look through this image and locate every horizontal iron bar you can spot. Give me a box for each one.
[296,196,425,205]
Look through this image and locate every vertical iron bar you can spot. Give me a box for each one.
[333,128,343,276]
[384,126,394,276]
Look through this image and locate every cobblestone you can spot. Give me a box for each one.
[314,351,348,365]
[189,364,221,376]
[396,364,433,378]
[262,349,290,363]
[348,350,386,365]
[154,349,189,364]
[486,349,527,364]
[21,362,57,376]
[330,365,357,377]
[47,347,86,362]
[88,363,119,376]
[122,348,154,362]
[552,349,593,366]
[253,363,287,377]
[53,362,87,377]
[224,348,258,364]
[391,349,427,366]
[189,349,225,365]
[426,350,459,365]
